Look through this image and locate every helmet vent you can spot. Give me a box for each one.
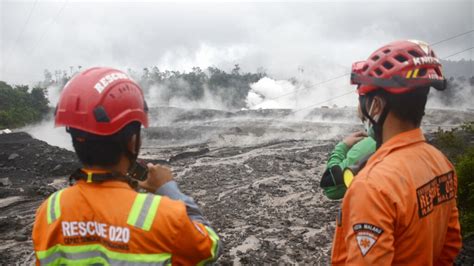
[383,49,391,54]
[382,61,394,70]
[430,51,436,57]
[374,68,383,76]
[371,55,380,61]
[394,54,408,63]
[408,50,422,58]
[93,106,111,123]
[362,64,369,72]
[418,68,427,77]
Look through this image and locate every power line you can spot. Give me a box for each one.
[442,46,474,59]
[289,45,474,114]
[266,29,474,102]
[291,90,354,114]
[7,0,38,57]
[430,29,474,46]
[4,0,69,77]
[3,0,38,74]
[28,0,69,56]
[267,72,350,101]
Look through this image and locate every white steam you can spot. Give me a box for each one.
[157,43,250,73]
[145,79,230,110]
[427,80,474,110]
[21,84,73,150]
[246,77,355,110]
[46,84,62,107]
[246,77,298,109]
[167,89,228,110]
[21,119,73,151]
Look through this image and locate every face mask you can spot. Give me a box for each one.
[364,120,375,138]
[362,99,380,139]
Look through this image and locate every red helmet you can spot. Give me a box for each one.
[351,40,446,95]
[55,67,148,135]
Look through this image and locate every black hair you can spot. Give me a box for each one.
[69,122,141,167]
[367,87,430,127]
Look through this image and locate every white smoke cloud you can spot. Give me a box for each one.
[157,43,250,73]
[427,79,474,110]
[145,78,231,110]
[246,77,356,110]
[3,1,471,151]
[246,77,298,109]
[46,84,62,107]
[168,88,229,110]
[21,118,73,151]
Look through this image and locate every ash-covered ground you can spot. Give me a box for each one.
[1,107,473,264]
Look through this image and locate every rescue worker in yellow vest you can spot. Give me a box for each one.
[32,67,221,265]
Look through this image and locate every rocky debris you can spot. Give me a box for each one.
[0,132,80,264]
[0,129,12,134]
[1,107,473,264]
[0,177,12,187]
[8,153,19,160]
[169,148,210,162]
[15,234,28,242]
[456,235,474,266]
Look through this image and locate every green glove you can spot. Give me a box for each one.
[320,137,376,200]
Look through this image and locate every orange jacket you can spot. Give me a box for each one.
[331,128,462,265]
[33,179,219,265]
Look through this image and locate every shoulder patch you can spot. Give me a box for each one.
[353,223,384,256]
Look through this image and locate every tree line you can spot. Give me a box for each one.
[0,64,472,129]
[0,81,49,128]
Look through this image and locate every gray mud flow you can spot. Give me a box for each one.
[1,107,473,264]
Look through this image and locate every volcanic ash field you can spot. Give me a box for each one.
[1,107,473,264]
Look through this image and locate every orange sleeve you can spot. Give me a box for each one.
[435,172,462,266]
[170,208,220,265]
[341,179,396,265]
[32,200,48,265]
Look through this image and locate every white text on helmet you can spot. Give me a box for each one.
[94,72,130,93]
[413,56,440,66]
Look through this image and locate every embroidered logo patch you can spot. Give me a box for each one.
[353,223,384,256]
[416,171,456,218]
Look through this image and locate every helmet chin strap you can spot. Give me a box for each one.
[359,94,391,149]
[117,129,142,189]
[124,129,141,172]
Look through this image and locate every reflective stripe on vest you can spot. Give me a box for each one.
[127,193,161,231]
[47,189,64,224]
[37,244,171,265]
[197,226,220,266]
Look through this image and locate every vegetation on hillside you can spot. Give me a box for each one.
[44,65,266,110]
[0,63,472,128]
[0,81,49,129]
[432,121,474,238]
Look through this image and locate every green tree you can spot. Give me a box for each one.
[0,81,50,128]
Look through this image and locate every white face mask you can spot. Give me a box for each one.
[363,99,381,138]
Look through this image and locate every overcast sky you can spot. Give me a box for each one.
[1,0,473,85]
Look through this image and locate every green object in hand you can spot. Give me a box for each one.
[320,137,376,200]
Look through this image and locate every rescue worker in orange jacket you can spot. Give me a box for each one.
[331,40,462,265]
[32,67,221,265]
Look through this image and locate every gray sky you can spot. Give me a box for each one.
[1,0,473,85]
